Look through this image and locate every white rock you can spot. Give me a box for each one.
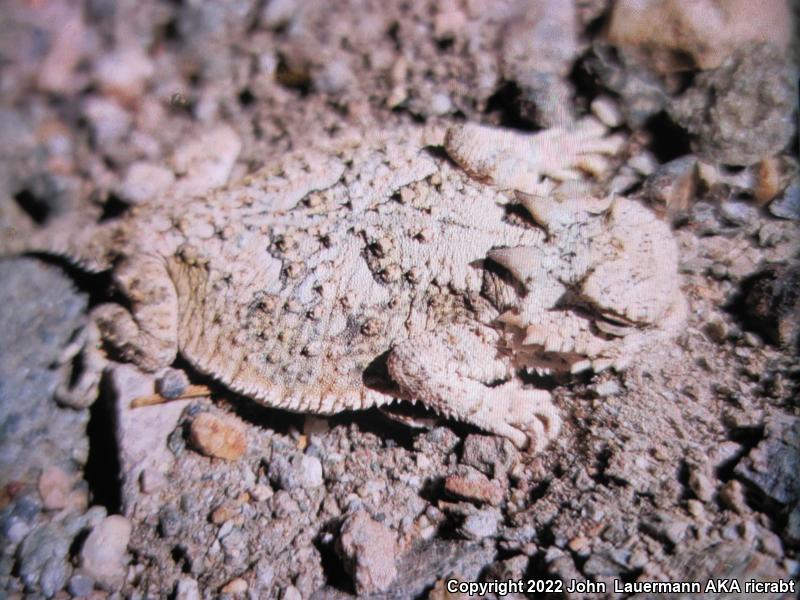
[299,455,323,488]
[590,96,623,128]
[282,585,303,600]
[80,515,131,589]
[95,47,154,100]
[592,380,621,398]
[430,93,453,116]
[175,577,201,600]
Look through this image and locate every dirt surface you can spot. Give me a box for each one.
[0,1,798,599]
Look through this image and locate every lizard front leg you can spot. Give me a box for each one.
[54,255,178,407]
[94,254,179,372]
[387,326,561,453]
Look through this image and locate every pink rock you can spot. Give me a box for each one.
[38,466,73,511]
[189,412,248,461]
[338,511,397,594]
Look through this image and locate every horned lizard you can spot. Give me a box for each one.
[1,119,685,452]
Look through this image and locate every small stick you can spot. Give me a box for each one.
[131,384,211,408]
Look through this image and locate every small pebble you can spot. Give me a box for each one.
[459,508,500,540]
[703,319,729,344]
[158,506,182,537]
[38,465,73,511]
[139,469,168,494]
[210,503,238,525]
[189,412,247,461]
[568,536,589,552]
[174,577,201,600]
[272,490,300,518]
[156,368,189,399]
[591,380,621,398]
[282,586,302,600]
[249,483,273,502]
[719,200,759,226]
[688,468,714,502]
[460,434,519,478]
[430,93,453,116]
[628,152,658,176]
[743,332,763,348]
[444,466,503,506]
[68,573,95,597]
[590,96,623,128]
[221,577,248,594]
[298,455,323,488]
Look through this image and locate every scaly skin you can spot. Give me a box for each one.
[0,121,684,452]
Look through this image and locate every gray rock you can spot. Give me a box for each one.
[690,202,723,236]
[156,368,189,399]
[735,262,800,352]
[68,573,95,597]
[1,512,31,546]
[785,505,800,546]
[488,554,529,581]
[688,467,715,503]
[269,453,324,490]
[735,414,800,505]
[412,427,460,455]
[16,521,73,594]
[459,508,500,540]
[769,180,800,220]
[642,512,690,546]
[158,506,182,538]
[252,559,275,595]
[0,259,89,485]
[634,542,788,600]
[719,200,759,226]
[39,555,69,597]
[1,496,41,547]
[460,435,519,478]
[220,527,247,567]
[669,43,797,166]
[269,454,298,490]
[643,155,698,218]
